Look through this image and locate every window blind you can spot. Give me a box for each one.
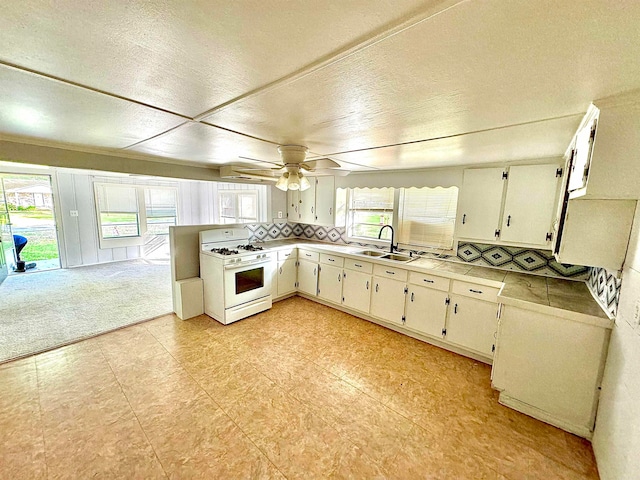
[397,187,458,249]
[347,187,394,240]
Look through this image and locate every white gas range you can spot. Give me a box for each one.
[199,228,274,325]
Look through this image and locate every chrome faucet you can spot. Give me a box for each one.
[378,225,396,253]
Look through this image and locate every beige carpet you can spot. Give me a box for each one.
[0,259,172,363]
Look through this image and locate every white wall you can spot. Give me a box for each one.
[593,203,640,479]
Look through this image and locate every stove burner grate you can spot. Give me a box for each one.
[211,248,239,255]
[237,244,264,251]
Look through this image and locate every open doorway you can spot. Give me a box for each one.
[1,173,61,274]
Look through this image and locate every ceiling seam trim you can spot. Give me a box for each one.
[191,0,469,121]
[322,113,585,157]
[0,60,192,121]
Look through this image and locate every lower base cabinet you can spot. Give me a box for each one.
[370,276,407,326]
[405,285,449,337]
[342,269,372,313]
[491,304,610,438]
[297,259,318,296]
[317,263,343,304]
[277,258,297,297]
[446,295,498,357]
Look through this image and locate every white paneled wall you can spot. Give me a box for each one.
[593,204,640,479]
[55,170,269,267]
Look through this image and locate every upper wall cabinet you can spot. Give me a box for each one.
[457,164,562,247]
[568,97,640,200]
[294,176,335,226]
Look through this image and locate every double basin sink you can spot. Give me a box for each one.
[357,250,414,263]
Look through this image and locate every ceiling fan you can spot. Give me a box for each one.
[225,145,345,191]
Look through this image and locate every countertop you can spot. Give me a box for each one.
[258,239,612,328]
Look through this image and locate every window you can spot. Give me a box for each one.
[95,184,140,240]
[144,188,177,235]
[343,185,459,251]
[397,187,458,250]
[346,188,394,242]
[94,183,178,248]
[218,190,259,224]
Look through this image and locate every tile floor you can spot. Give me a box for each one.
[0,297,599,479]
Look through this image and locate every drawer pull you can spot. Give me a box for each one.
[385,270,395,275]
[305,253,312,257]
[469,289,483,294]
[354,263,362,268]
[328,258,335,262]
[423,279,434,284]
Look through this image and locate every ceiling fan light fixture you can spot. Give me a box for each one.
[275,172,289,191]
[299,173,311,191]
[287,171,301,190]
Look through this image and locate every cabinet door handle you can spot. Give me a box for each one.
[454,304,458,314]
[329,207,332,215]
[313,267,316,276]
[411,292,414,302]
[366,281,369,290]
[338,274,341,282]
[279,267,282,274]
[469,289,483,294]
[506,215,511,227]
[343,272,346,278]
[462,214,466,224]
[375,283,379,292]
[385,270,395,275]
[423,279,434,284]
[311,206,314,214]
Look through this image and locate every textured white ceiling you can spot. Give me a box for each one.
[0,0,639,173]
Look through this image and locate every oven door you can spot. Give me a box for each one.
[224,260,273,308]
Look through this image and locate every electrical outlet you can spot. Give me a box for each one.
[70,210,78,217]
[278,211,283,219]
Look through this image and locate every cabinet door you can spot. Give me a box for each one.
[501,164,560,246]
[314,176,335,225]
[317,263,343,304]
[405,286,448,337]
[297,259,318,296]
[299,179,316,224]
[446,296,498,356]
[277,258,297,297]
[287,190,301,222]
[342,270,371,313]
[457,168,505,241]
[370,276,406,325]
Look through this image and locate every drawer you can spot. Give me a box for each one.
[344,258,373,274]
[373,264,408,281]
[298,250,319,262]
[277,248,297,261]
[451,280,499,303]
[408,271,450,292]
[320,253,344,267]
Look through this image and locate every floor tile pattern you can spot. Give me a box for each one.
[0,297,599,479]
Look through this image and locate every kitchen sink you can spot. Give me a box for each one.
[381,253,414,263]
[358,250,386,257]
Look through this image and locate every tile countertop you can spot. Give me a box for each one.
[260,239,612,328]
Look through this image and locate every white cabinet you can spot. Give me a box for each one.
[370,276,407,326]
[457,164,561,247]
[299,179,316,224]
[314,176,335,225]
[446,295,498,357]
[318,263,343,304]
[342,269,372,313]
[492,304,610,438]
[500,164,561,246]
[405,285,449,338]
[277,257,297,297]
[457,167,505,242]
[294,176,335,226]
[297,250,319,297]
[287,190,301,222]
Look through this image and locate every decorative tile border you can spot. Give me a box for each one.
[587,267,621,317]
[246,223,591,281]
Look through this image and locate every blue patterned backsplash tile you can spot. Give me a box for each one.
[587,267,621,317]
[246,222,590,280]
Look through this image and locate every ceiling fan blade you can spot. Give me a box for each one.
[233,164,285,171]
[310,169,351,177]
[302,158,341,170]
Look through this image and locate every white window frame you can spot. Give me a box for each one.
[218,189,259,224]
[94,183,178,249]
[343,186,459,254]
